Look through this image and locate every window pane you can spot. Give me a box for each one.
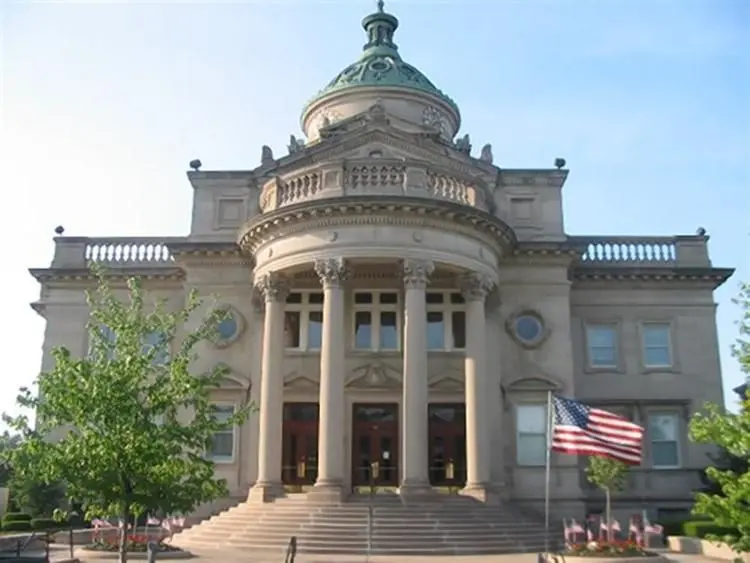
[652,442,679,467]
[355,292,373,304]
[308,292,324,304]
[643,325,669,347]
[210,405,234,423]
[355,311,372,349]
[426,311,444,350]
[209,432,233,459]
[450,292,465,304]
[590,346,617,366]
[451,312,466,349]
[379,292,398,305]
[307,311,323,350]
[284,311,301,348]
[380,311,398,350]
[286,293,302,304]
[426,292,444,304]
[648,414,678,441]
[517,435,547,466]
[517,405,547,433]
[588,325,616,348]
[645,346,672,367]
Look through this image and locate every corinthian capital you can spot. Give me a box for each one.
[314,257,349,288]
[459,272,494,302]
[255,272,289,302]
[402,259,434,289]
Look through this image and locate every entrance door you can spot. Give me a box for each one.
[428,403,467,487]
[281,403,319,485]
[351,403,399,487]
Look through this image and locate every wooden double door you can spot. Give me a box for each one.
[281,403,319,485]
[351,403,399,487]
[428,403,467,486]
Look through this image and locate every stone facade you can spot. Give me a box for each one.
[30,3,732,522]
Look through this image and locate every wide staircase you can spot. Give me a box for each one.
[172,492,561,556]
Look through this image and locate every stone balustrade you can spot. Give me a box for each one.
[259,161,489,212]
[50,236,182,269]
[571,235,711,268]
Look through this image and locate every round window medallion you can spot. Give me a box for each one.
[515,315,543,343]
[212,307,244,348]
[506,310,549,349]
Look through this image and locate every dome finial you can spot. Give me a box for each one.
[361,1,400,58]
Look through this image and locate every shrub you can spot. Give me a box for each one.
[682,520,738,539]
[2,520,32,532]
[31,518,60,531]
[3,512,32,523]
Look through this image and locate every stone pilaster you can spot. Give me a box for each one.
[248,272,288,503]
[309,258,349,503]
[400,258,434,497]
[459,271,494,502]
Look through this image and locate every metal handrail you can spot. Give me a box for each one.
[284,536,297,563]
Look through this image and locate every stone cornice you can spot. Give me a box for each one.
[572,266,734,289]
[29,267,185,283]
[498,169,569,189]
[236,196,518,256]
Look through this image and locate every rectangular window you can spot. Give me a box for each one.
[426,291,466,351]
[284,292,324,351]
[352,291,400,350]
[516,404,548,466]
[648,413,680,468]
[642,324,673,368]
[208,404,235,463]
[586,324,618,368]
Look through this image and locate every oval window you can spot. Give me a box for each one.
[515,315,543,344]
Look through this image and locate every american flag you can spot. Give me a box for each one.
[551,395,644,465]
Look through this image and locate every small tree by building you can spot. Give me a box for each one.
[688,281,750,554]
[3,267,253,563]
[586,457,630,542]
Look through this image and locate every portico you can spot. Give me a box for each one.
[247,256,496,503]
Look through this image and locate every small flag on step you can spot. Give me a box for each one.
[551,395,644,465]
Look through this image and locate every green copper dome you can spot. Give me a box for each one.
[301,2,460,118]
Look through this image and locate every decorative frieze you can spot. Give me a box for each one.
[402,259,434,289]
[314,257,350,288]
[255,272,289,302]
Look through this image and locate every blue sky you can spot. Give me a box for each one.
[0,0,748,422]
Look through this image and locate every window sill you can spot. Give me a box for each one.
[583,366,623,374]
[642,365,678,374]
[649,465,683,471]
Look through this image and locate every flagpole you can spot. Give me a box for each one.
[543,390,553,556]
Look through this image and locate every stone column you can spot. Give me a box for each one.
[248,272,288,503]
[309,257,349,503]
[460,272,494,501]
[400,258,434,496]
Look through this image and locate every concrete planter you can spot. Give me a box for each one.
[543,553,668,562]
[667,535,750,562]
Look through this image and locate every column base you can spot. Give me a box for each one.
[459,482,500,504]
[307,480,345,504]
[398,480,435,501]
[246,481,285,504]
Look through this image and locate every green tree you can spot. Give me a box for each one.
[688,281,750,554]
[3,267,253,563]
[586,457,630,542]
[0,431,21,486]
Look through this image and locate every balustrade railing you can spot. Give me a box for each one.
[570,235,710,268]
[51,237,181,269]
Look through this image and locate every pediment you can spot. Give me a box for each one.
[214,363,251,390]
[505,375,562,392]
[346,362,402,389]
[429,368,464,391]
[267,123,489,181]
[284,371,319,390]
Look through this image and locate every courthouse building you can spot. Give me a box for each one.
[31,1,732,538]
